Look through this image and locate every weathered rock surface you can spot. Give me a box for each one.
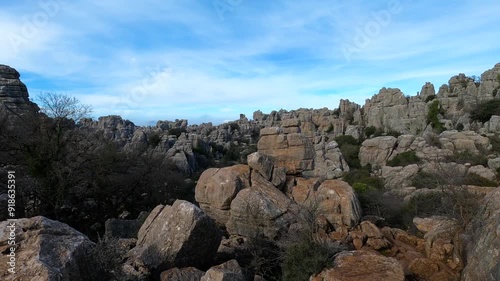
[315,180,362,229]
[201,259,247,281]
[0,216,94,281]
[226,183,297,239]
[160,267,205,281]
[0,64,39,116]
[382,164,419,189]
[462,187,500,281]
[359,136,397,167]
[195,165,251,224]
[413,216,463,270]
[311,250,405,281]
[129,200,221,274]
[257,125,348,179]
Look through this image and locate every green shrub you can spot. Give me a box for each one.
[446,151,488,166]
[463,173,497,187]
[334,135,361,169]
[364,126,377,137]
[386,151,421,167]
[343,168,384,190]
[282,240,333,281]
[470,99,500,123]
[386,129,402,138]
[334,135,358,146]
[425,95,436,102]
[148,132,161,147]
[411,171,443,189]
[339,143,361,169]
[325,124,334,133]
[352,182,376,194]
[427,100,444,132]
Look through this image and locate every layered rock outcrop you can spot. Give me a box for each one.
[257,122,349,179]
[0,64,38,117]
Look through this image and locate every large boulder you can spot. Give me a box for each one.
[382,164,419,189]
[201,259,247,281]
[438,130,491,153]
[129,200,222,275]
[0,216,94,281]
[311,250,405,281]
[359,136,397,167]
[315,180,362,229]
[462,187,500,281]
[195,165,251,224]
[226,183,297,239]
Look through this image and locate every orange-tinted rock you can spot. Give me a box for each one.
[311,250,405,281]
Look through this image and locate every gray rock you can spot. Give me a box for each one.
[462,187,500,281]
[0,216,94,281]
[129,200,222,273]
[160,267,205,281]
[201,259,246,281]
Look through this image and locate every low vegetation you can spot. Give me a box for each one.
[470,99,500,123]
[386,151,421,167]
[334,135,361,168]
[427,100,445,132]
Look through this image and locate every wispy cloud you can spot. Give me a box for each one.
[1,0,499,125]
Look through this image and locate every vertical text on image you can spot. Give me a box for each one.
[7,171,17,274]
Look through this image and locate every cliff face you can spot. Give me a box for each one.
[0,64,38,117]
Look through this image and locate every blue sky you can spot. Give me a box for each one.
[1,0,499,125]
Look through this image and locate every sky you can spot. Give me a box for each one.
[1,0,499,125]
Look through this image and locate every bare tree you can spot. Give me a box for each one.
[36,92,92,121]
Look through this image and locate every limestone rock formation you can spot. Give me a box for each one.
[311,250,405,281]
[257,127,315,175]
[257,124,349,179]
[461,187,500,281]
[359,136,397,167]
[195,165,251,224]
[129,200,222,274]
[382,164,419,189]
[315,180,362,229]
[363,88,427,135]
[0,64,38,117]
[0,216,94,281]
[226,181,298,239]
